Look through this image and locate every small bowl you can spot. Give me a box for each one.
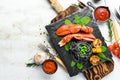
[87,2,110,22]
[42,59,58,74]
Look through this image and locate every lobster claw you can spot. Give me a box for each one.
[55,24,93,36]
[58,33,96,47]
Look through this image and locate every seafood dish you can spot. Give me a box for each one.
[46,7,112,77]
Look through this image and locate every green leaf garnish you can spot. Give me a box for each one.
[64,41,71,51]
[74,15,82,24]
[80,16,90,25]
[26,62,38,67]
[78,45,88,56]
[64,19,72,25]
[101,46,107,52]
[74,15,90,25]
[70,60,76,67]
[77,62,83,70]
[97,53,111,61]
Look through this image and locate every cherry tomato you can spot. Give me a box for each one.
[113,41,119,49]
[108,45,114,51]
[117,54,120,59]
[118,47,120,51]
[112,49,119,56]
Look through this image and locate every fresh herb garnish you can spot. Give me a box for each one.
[70,60,83,70]
[64,41,71,51]
[101,46,107,52]
[74,15,81,24]
[74,15,90,25]
[97,53,111,61]
[79,16,90,25]
[70,60,76,67]
[76,62,83,70]
[26,62,38,67]
[107,19,113,42]
[78,45,88,56]
[64,19,72,25]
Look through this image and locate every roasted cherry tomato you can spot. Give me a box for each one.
[90,55,100,66]
[92,38,102,48]
[113,41,119,49]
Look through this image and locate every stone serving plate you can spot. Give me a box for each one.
[45,7,112,77]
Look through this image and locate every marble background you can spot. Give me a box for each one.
[0,0,120,80]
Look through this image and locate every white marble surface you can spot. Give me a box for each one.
[0,0,120,80]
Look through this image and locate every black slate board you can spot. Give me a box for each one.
[45,7,112,77]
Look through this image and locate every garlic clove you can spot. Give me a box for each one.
[34,51,49,65]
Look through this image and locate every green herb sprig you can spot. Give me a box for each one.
[70,60,83,70]
[26,62,38,67]
[107,19,113,42]
[64,41,72,51]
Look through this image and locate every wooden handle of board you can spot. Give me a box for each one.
[49,0,63,13]
[112,21,120,41]
[55,56,68,72]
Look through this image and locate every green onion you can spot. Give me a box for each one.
[78,45,88,56]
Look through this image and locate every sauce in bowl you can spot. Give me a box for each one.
[42,60,57,74]
[94,7,110,22]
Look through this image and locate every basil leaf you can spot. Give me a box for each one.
[80,16,90,25]
[101,46,107,52]
[64,41,71,51]
[74,15,90,25]
[97,53,110,61]
[70,60,76,67]
[77,62,83,70]
[74,15,82,24]
[64,19,72,25]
